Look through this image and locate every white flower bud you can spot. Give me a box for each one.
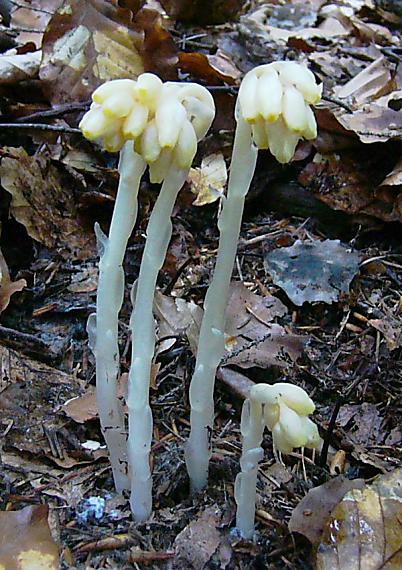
[237,61,321,160]
[277,61,322,105]
[257,70,283,122]
[101,92,134,119]
[265,119,300,164]
[155,97,187,149]
[92,79,136,104]
[174,120,197,170]
[238,72,259,123]
[282,85,308,133]
[140,120,161,163]
[123,104,149,138]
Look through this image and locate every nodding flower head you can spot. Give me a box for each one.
[79,74,215,181]
[250,383,320,454]
[237,62,322,164]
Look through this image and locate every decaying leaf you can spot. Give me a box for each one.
[0,248,26,314]
[0,505,59,570]
[174,506,232,569]
[39,1,177,104]
[10,0,64,47]
[0,344,104,468]
[299,151,402,222]
[289,477,365,545]
[0,50,41,84]
[369,317,402,351]
[265,240,360,306]
[0,147,95,260]
[316,468,402,570]
[338,403,385,448]
[223,282,305,368]
[188,153,227,207]
[153,289,203,354]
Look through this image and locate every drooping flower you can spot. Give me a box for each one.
[237,61,322,163]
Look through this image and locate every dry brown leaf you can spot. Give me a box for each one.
[0,248,26,314]
[299,151,402,222]
[39,1,177,105]
[0,505,59,570]
[179,51,240,85]
[316,468,402,570]
[0,50,41,84]
[188,153,227,207]
[0,147,95,260]
[174,506,232,568]
[289,477,365,545]
[337,403,385,447]
[224,282,305,369]
[10,0,64,47]
[369,318,402,351]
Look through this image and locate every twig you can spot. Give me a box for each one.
[15,101,90,122]
[0,122,81,134]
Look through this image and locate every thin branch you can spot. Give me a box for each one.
[0,122,81,134]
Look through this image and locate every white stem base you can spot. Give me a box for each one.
[92,142,145,492]
[127,168,187,522]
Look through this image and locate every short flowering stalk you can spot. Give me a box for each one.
[186,62,321,493]
[235,383,320,539]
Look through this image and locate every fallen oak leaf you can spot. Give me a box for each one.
[289,476,365,545]
[316,468,402,570]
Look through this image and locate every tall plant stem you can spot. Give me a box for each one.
[127,168,187,522]
[185,118,258,492]
[90,142,146,493]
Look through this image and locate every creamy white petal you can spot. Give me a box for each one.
[251,118,269,149]
[271,383,315,415]
[303,105,318,140]
[272,423,294,454]
[148,149,173,183]
[301,417,321,449]
[282,86,308,133]
[140,120,161,163]
[263,402,280,431]
[266,119,300,164]
[79,106,114,140]
[92,79,136,104]
[102,131,125,153]
[123,104,149,138]
[279,62,322,104]
[239,72,259,123]
[278,403,307,448]
[155,97,186,148]
[257,70,283,122]
[182,96,215,141]
[173,120,198,169]
[102,92,134,118]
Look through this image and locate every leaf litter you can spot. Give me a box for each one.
[0,0,401,568]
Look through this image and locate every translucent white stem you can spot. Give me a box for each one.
[185,117,258,492]
[127,167,187,522]
[235,398,264,539]
[90,142,146,493]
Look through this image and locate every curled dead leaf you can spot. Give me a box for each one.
[188,153,227,207]
[0,248,26,314]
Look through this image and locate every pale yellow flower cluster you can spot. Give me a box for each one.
[251,383,320,454]
[238,62,322,163]
[79,74,215,182]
